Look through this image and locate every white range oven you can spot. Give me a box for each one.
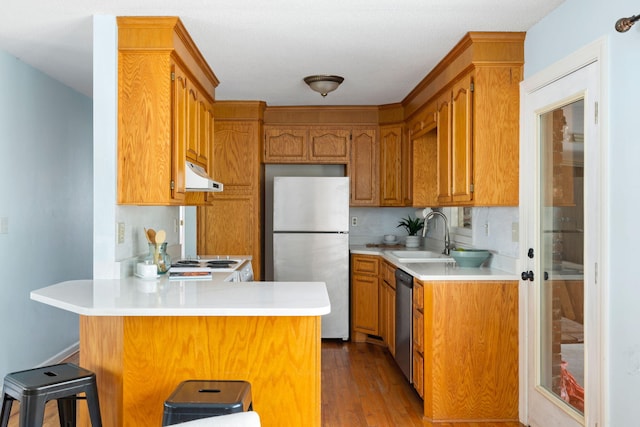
[170,256,254,282]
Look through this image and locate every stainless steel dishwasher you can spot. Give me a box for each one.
[394,268,413,383]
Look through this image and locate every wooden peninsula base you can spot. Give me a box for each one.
[79,315,321,426]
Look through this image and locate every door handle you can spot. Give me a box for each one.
[521,270,534,281]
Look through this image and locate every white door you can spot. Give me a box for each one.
[520,45,604,427]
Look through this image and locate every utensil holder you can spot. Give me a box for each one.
[145,242,171,274]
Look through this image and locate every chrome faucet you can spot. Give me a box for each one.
[422,211,452,255]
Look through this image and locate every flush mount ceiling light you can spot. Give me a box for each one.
[303,75,344,97]
[615,14,640,32]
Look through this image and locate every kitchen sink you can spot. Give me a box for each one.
[389,250,454,263]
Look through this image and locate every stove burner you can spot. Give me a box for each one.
[173,260,201,267]
[206,260,239,269]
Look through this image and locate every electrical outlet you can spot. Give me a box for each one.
[484,222,490,236]
[351,216,358,226]
[0,217,7,234]
[117,222,125,244]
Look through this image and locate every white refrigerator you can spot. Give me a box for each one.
[273,177,350,340]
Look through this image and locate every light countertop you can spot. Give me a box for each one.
[350,244,519,281]
[31,275,331,317]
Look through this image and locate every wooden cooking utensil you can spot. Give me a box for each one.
[155,229,166,244]
[146,228,156,244]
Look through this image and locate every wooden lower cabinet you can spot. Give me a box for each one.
[351,255,380,340]
[351,254,519,426]
[417,279,519,426]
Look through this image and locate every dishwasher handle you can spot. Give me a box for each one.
[395,268,413,288]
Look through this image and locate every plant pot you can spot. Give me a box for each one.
[405,236,421,248]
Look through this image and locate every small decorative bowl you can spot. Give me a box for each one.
[450,249,490,268]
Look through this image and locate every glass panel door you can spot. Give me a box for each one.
[521,57,601,427]
[539,100,585,415]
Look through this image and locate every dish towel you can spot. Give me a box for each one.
[174,412,261,427]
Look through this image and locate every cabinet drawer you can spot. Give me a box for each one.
[381,260,396,288]
[351,255,379,275]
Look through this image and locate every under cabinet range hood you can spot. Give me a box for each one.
[185,161,223,192]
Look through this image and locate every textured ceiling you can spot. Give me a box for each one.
[0,0,565,106]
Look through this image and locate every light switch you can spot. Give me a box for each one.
[0,217,7,234]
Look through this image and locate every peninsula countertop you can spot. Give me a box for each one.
[31,275,331,317]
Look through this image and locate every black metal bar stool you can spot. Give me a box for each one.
[162,380,252,426]
[0,363,102,427]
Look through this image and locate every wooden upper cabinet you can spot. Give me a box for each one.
[412,128,438,208]
[264,126,350,163]
[436,91,452,203]
[308,128,350,163]
[212,121,259,193]
[116,17,219,205]
[437,72,474,204]
[171,62,188,202]
[405,32,524,207]
[186,81,199,164]
[379,125,403,206]
[471,65,522,206]
[401,128,413,206]
[450,73,473,203]
[197,96,214,168]
[349,128,379,206]
[264,127,308,162]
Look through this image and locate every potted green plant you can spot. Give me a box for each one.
[397,215,424,247]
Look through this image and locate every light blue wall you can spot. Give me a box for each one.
[93,16,181,280]
[0,50,92,380]
[526,0,640,423]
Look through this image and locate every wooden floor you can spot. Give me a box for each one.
[6,341,424,426]
[322,340,424,426]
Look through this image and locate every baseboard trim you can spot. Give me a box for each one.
[36,341,80,367]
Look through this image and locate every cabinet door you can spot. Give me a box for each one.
[412,127,438,207]
[450,73,473,203]
[436,92,452,203]
[198,97,213,168]
[352,274,379,335]
[264,127,308,162]
[212,121,259,193]
[349,129,379,206]
[401,128,413,206]
[386,281,396,356]
[379,279,388,344]
[186,80,199,164]
[171,62,188,202]
[413,349,424,398]
[380,125,403,206]
[197,196,255,260]
[308,128,350,163]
